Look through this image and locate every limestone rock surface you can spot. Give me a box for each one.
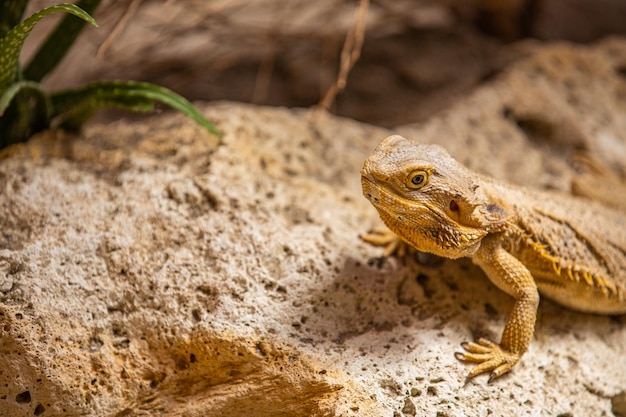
[1,40,626,417]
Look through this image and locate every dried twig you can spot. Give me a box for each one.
[252,54,276,104]
[317,0,369,111]
[97,0,144,58]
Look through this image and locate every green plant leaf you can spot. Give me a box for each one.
[53,95,156,130]
[0,81,52,147]
[24,0,102,82]
[0,0,28,38]
[0,3,98,92]
[0,80,50,116]
[51,80,221,138]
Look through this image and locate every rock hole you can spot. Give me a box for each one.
[503,108,555,143]
[256,343,267,357]
[614,66,626,79]
[202,189,219,211]
[89,338,104,352]
[112,339,130,350]
[484,303,498,318]
[195,285,213,296]
[191,309,202,322]
[612,390,626,417]
[15,390,31,403]
[34,403,45,415]
[111,325,127,338]
[445,279,458,291]
[189,353,197,363]
[416,273,435,299]
[175,356,189,370]
[114,408,133,417]
[402,397,417,416]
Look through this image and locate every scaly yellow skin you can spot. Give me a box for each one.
[361,135,626,381]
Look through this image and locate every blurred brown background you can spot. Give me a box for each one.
[25,0,626,127]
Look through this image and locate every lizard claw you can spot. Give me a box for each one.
[454,338,520,382]
[360,227,411,257]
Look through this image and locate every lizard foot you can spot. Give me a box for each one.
[360,227,411,257]
[454,338,520,382]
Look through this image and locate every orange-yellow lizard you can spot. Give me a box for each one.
[361,135,626,381]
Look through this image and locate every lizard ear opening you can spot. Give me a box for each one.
[454,199,509,230]
[474,203,509,230]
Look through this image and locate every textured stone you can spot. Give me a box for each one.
[1,40,626,417]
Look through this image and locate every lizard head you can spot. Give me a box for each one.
[361,135,510,259]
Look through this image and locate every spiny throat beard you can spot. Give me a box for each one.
[377,207,484,259]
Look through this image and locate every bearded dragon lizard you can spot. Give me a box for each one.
[361,135,626,381]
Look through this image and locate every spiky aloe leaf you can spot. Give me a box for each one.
[0,81,51,147]
[0,3,98,92]
[24,0,102,82]
[0,80,50,116]
[0,0,28,38]
[51,80,221,138]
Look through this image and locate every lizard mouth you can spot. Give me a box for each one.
[361,173,484,258]
[361,172,380,204]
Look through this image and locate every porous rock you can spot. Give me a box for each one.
[1,40,626,417]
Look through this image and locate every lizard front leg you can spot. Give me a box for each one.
[456,233,539,382]
[360,226,412,257]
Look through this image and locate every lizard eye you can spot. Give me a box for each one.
[406,170,429,189]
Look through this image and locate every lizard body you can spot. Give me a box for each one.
[361,135,626,381]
